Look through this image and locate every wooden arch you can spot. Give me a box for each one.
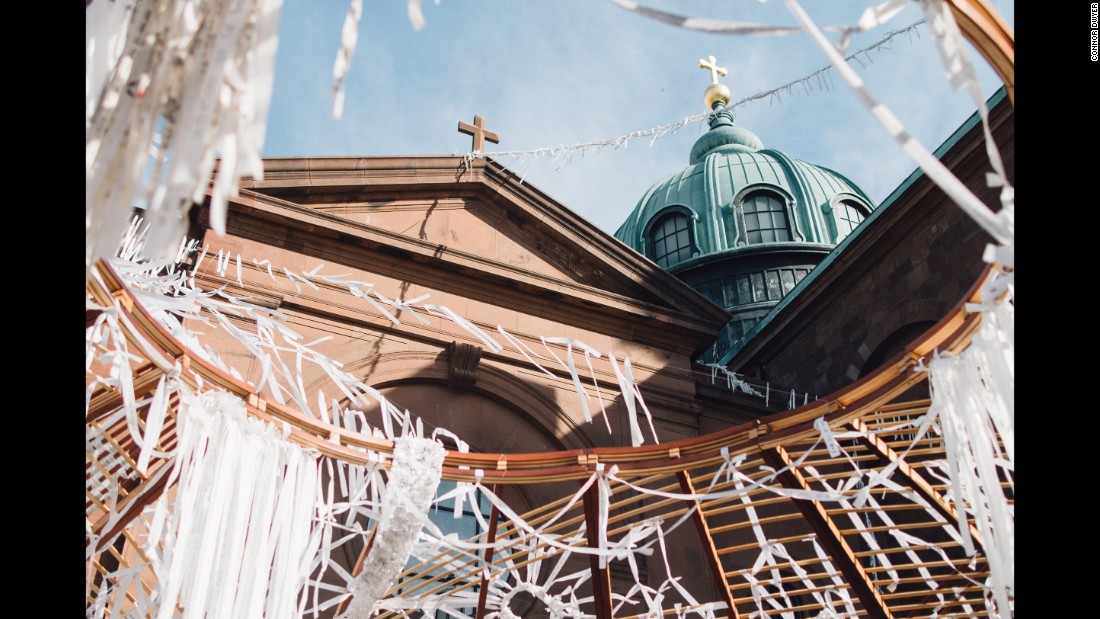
[85,3,1013,617]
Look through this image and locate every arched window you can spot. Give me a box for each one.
[835,199,868,238]
[742,191,791,244]
[649,212,694,268]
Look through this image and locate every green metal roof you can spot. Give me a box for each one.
[613,105,876,267]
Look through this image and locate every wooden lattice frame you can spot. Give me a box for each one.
[86,257,1009,618]
[84,3,1013,615]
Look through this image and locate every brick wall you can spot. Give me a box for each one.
[730,94,1014,397]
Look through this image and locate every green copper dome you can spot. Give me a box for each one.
[614,104,877,270]
[614,96,879,364]
[688,106,763,163]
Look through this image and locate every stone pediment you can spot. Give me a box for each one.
[228,155,729,353]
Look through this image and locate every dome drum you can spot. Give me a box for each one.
[615,152,874,257]
[613,96,877,361]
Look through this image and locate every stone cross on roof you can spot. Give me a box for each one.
[457,114,500,153]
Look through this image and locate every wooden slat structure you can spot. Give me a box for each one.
[848,418,985,549]
[677,471,740,619]
[84,4,1014,614]
[761,445,893,619]
[85,256,1013,618]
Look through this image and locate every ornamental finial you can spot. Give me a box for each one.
[698,55,731,110]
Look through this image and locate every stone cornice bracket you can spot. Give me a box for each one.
[447,341,483,387]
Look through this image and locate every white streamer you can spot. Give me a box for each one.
[469,19,926,166]
[926,292,1014,617]
[332,0,362,119]
[146,388,322,619]
[343,437,446,618]
[784,0,1010,245]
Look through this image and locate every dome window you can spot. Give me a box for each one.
[835,199,868,239]
[742,191,792,244]
[649,212,695,268]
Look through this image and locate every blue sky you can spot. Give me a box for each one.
[262,0,1014,235]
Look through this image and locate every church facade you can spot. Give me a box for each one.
[188,151,754,611]
[178,83,1012,616]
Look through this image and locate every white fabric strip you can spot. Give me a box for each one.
[418,473,656,566]
[783,0,1011,246]
[496,326,557,378]
[372,289,432,325]
[145,388,321,619]
[920,0,1013,202]
[424,304,503,352]
[806,467,900,592]
[348,285,398,325]
[609,352,643,446]
[543,339,593,423]
[342,437,446,618]
[810,536,858,617]
[135,375,172,474]
[606,0,809,35]
[624,356,660,444]
[331,0,363,119]
[927,307,1015,618]
[814,416,841,458]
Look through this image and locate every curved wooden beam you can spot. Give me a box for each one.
[949,0,1014,105]
[87,259,1003,484]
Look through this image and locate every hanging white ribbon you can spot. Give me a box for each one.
[926,300,1015,617]
[342,436,446,618]
[609,352,644,446]
[145,388,322,619]
[783,0,1011,247]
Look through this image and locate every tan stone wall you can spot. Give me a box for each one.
[194,229,704,452]
[183,155,755,614]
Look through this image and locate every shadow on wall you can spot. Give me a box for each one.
[305,349,726,619]
[859,320,937,400]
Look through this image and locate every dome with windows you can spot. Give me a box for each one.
[614,105,876,269]
[614,94,878,362]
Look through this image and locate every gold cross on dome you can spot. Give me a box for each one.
[698,55,727,85]
[457,114,500,153]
